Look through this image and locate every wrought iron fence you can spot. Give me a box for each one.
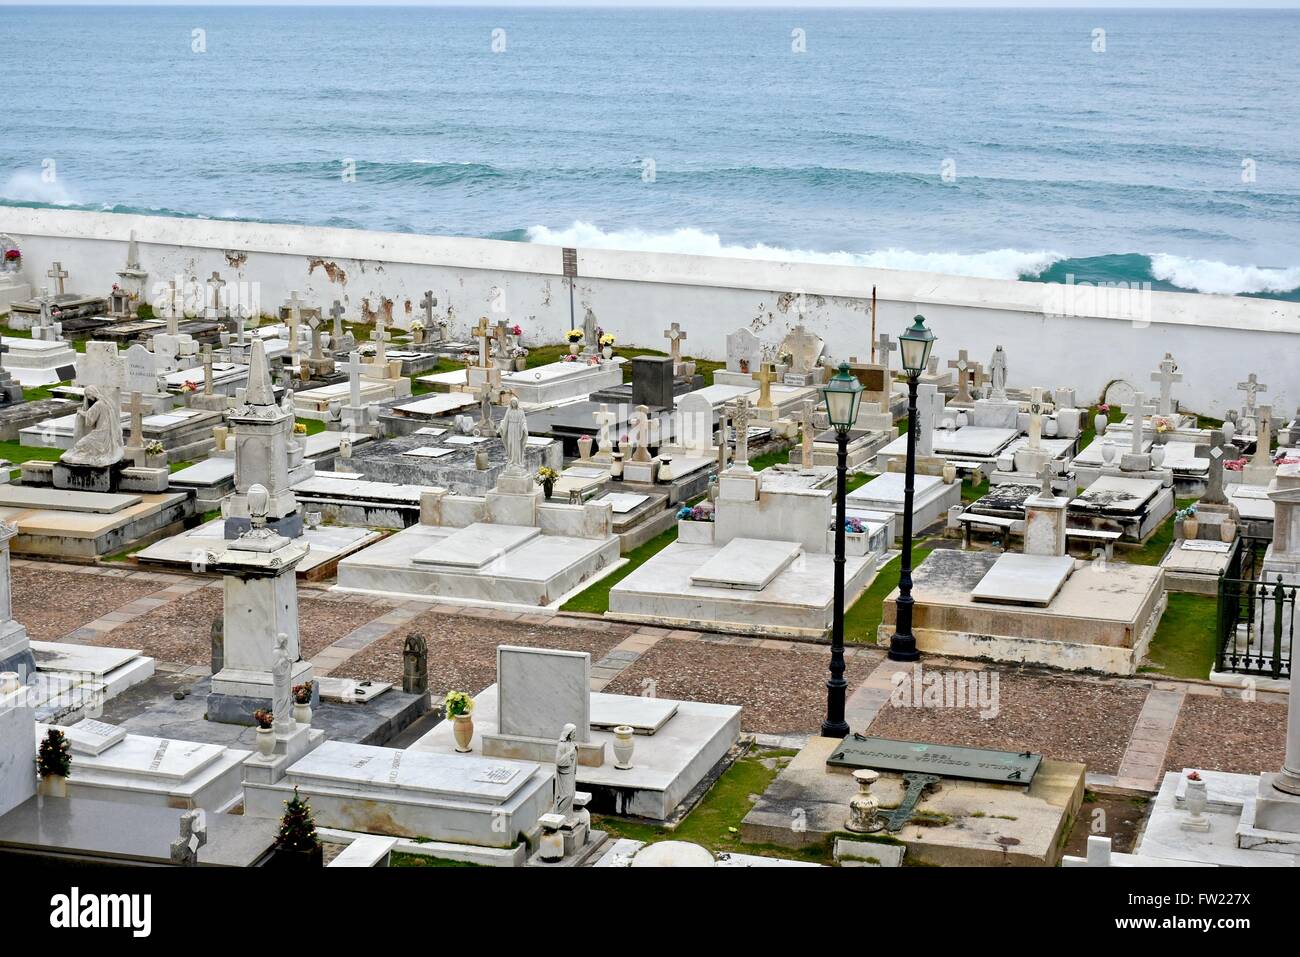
[1216,546,1295,679]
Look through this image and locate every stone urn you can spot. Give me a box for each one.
[569,342,580,355]
[256,727,275,758]
[602,346,613,360]
[1183,518,1199,540]
[38,775,67,799]
[453,714,474,753]
[612,725,635,769]
[293,701,312,726]
[846,769,884,833]
[942,462,957,485]
[1102,441,1117,465]
[1150,445,1166,469]
[1220,520,1237,543]
[1094,412,1108,437]
[0,672,20,694]
[577,435,594,462]
[1182,774,1210,832]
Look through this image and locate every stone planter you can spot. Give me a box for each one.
[256,727,275,758]
[844,531,872,557]
[602,346,613,360]
[512,357,527,372]
[1183,519,1199,540]
[145,453,167,470]
[1094,413,1109,436]
[942,462,957,484]
[569,342,581,355]
[38,775,68,799]
[453,714,474,753]
[293,702,312,726]
[846,769,883,833]
[678,519,714,545]
[612,725,635,769]
[1220,521,1237,542]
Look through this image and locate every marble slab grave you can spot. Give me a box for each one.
[601,492,651,514]
[589,693,679,735]
[401,446,456,459]
[690,538,803,591]
[971,553,1075,607]
[497,645,592,743]
[54,733,226,782]
[1071,475,1162,514]
[411,523,541,569]
[42,718,126,756]
[31,642,141,677]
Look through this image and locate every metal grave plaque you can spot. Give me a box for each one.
[827,734,1041,786]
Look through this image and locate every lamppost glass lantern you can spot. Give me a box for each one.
[899,315,936,378]
[821,362,863,432]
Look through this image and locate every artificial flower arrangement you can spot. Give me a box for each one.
[599,333,616,347]
[144,440,165,456]
[253,708,274,730]
[180,380,198,394]
[586,355,602,366]
[511,323,523,336]
[562,353,579,363]
[2,247,19,264]
[1152,415,1175,434]
[843,517,868,534]
[444,690,474,718]
[535,466,560,485]
[1223,457,1249,471]
[677,503,715,523]
[293,422,308,435]
[565,329,584,344]
[1097,403,1110,414]
[1175,504,1199,522]
[460,350,475,366]
[410,319,425,332]
[293,681,313,705]
[511,345,529,359]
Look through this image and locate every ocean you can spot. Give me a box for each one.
[2,5,1298,300]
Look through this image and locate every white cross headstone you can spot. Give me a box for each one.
[1150,353,1182,417]
[46,261,68,297]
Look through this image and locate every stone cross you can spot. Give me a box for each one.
[631,404,653,463]
[308,317,325,361]
[344,350,366,409]
[285,291,303,357]
[123,391,150,451]
[755,362,776,409]
[46,261,68,296]
[475,380,495,434]
[970,360,988,399]
[1027,387,1044,449]
[207,271,226,319]
[1194,428,1231,505]
[420,290,435,323]
[730,397,753,466]
[201,344,214,395]
[370,312,391,367]
[875,332,897,375]
[593,404,616,455]
[169,808,207,867]
[402,633,429,696]
[1036,461,1054,499]
[1251,405,1274,468]
[663,322,687,364]
[1124,391,1147,455]
[1150,353,1182,416]
[492,319,510,361]
[947,350,972,403]
[329,300,346,340]
[472,316,491,367]
[166,280,180,335]
[1238,373,1267,422]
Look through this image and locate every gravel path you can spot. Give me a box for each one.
[867,671,1148,774]
[12,566,167,641]
[1163,692,1288,775]
[94,587,387,666]
[336,610,631,698]
[603,637,881,736]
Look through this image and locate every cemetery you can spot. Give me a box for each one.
[0,222,1293,887]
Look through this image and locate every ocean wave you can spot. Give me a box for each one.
[0,170,80,206]
[1150,253,1300,296]
[524,221,1060,281]
[258,159,505,187]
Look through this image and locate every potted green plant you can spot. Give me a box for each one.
[253,708,275,757]
[445,690,475,752]
[535,466,560,500]
[292,681,313,725]
[272,787,323,868]
[37,728,72,797]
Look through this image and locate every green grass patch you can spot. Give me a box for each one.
[294,418,326,436]
[845,473,870,495]
[1139,592,1218,680]
[0,439,64,469]
[559,526,679,615]
[961,475,989,503]
[1079,404,1125,451]
[845,545,936,645]
[748,447,793,472]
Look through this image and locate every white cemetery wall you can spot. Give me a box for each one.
[3,207,1297,415]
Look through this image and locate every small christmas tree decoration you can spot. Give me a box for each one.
[37,728,72,779]
[276,786,321,853]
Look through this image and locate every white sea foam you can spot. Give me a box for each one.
[1150,253,1300,296]
[525,221,1060,281]
[0,169,80,206]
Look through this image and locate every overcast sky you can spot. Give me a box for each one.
[3,1,1297,8]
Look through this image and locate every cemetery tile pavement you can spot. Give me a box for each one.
[1162,691,1288,776]
[12,562,185,641]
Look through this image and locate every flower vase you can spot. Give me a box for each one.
[453,714,474,753]
[569,343,580,355]
[612,725,635,769]
[846,769,883,832]
[542,480,554,501]
[1150,445,1166,469]
[1183,519,1199,540]
[293,702,312,726]
[602,346,613,360]
[38,775,68,799]
[1182,777,1210,832]
[0,672,20,694]
[256,727,275,758]
[1220,520,1236,543]
[1094,413,1108,437]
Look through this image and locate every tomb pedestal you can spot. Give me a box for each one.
[53,459,125,494]
[1023,492,1069,557]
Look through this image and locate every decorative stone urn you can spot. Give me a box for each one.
[0,672,20,694]
[293,702,312,726]
[1102,441,1117,465]
[1220,520,1237,543]
[846,769,884,833]
[612,725,635,769]
[1094,412,1109,437]
[1182,774,1211,832]
[256,727,275,758]
[1150,445,1166,469]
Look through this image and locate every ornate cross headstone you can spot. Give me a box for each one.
[1036,461,1055,499]
[370,312,391,368]
[799,400,815,469]
[1150,353,1182,417]
[165,280,180,336]
[947,350,972,403]
[474,380,495,434]
[1027,387,1044,449]
[593,404,616,458]
[207,271,226,320]
[663,322,687,365]
[472,316,491,367]
[169,808,207,867]
[46,261,68,297]
[329,300,346,340]
[344,350,366,411]
[420,290,435,324]
[717,406,731,471]
[308,317,325,361]
[492,319,510,362]
[1238,373,1267,424]
[876,332,897,376]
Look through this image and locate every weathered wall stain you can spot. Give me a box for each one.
[307,258,347,284]
[224,249,248,269]
[361,296,394,325]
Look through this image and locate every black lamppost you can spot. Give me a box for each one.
[820,361,863,738]
[888,315,937,662]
